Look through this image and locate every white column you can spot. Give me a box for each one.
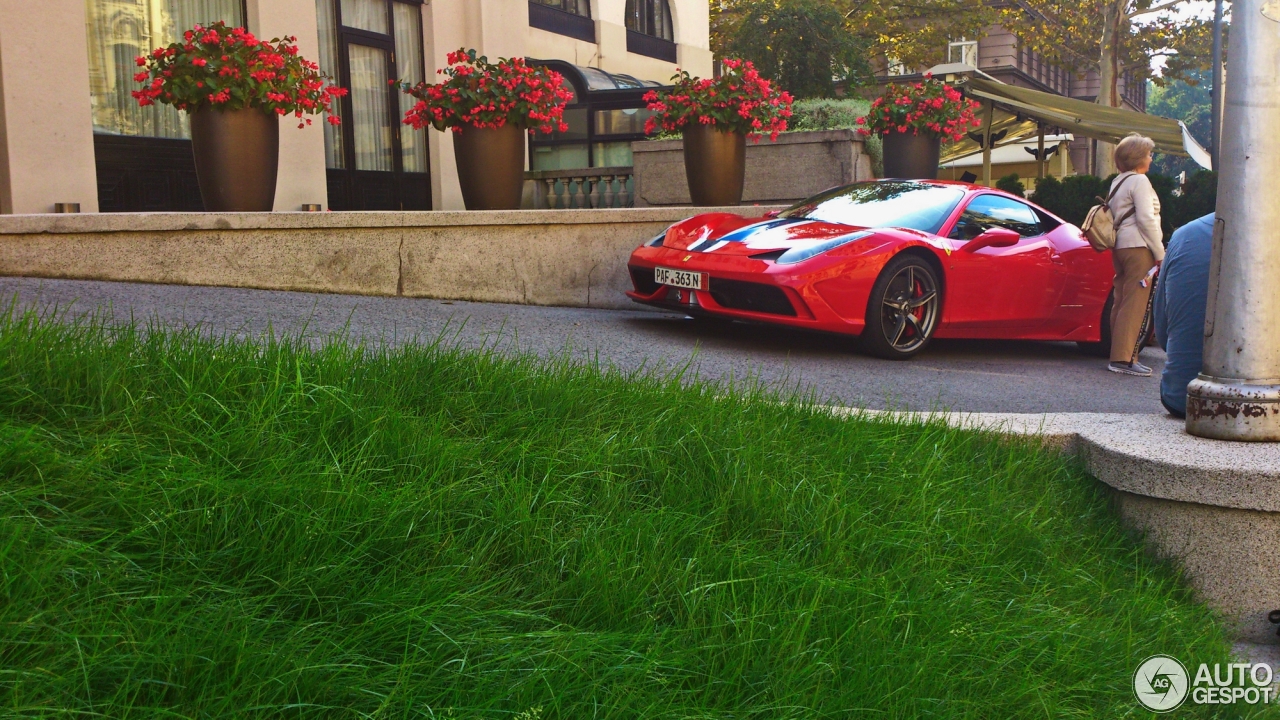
[245,0,329,211]
[0,0,99,214]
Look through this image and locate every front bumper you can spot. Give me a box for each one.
[625,245,872,335]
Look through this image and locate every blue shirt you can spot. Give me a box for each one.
[1153,213,1215,416]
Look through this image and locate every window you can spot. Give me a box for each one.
[86,0,245,139]
[527,61,663,170]
[626,0,673,40]
[531,0,589,15]
[317,0,431,210]
[781,181,966,235]
[626,0,676,61]
[528,0,595,42]
[948,39,978,67]
[885,56,909,77]
[948,195,1044,240]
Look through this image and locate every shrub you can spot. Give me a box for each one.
[789,97,881,175]
[131,21,345,128]
[857,79,982,142]
[996,173,1025,198]
[400,49,572,134]
[1028,174,1110,227]
[644,59,794,141]
[1031,171,1218,242]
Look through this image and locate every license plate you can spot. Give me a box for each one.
[655,266,707,290]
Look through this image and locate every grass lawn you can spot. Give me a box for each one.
[0,309,1261,718]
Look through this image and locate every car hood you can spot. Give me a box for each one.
[662,214,873,257]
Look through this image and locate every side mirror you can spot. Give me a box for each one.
[763,210,781,219]
[960,227,1020,252]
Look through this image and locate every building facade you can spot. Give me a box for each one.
[0,0,712,214]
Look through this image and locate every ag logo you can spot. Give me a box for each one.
[1134,655,1190,712]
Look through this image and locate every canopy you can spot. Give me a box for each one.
[931,65,1212,171]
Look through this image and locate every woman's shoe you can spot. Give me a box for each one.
[1108,361,1153,377]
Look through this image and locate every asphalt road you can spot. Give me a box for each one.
[0,277,1168,414]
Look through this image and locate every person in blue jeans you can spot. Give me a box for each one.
[1152,212,1215,418]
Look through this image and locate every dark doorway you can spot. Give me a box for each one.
[319,0,431,210]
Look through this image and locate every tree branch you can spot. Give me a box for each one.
[1127,0,1192,19]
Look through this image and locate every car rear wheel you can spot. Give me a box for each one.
[860,254,941,360]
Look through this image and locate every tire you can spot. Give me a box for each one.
[1076,292,1114,357]
[859,254,941,360]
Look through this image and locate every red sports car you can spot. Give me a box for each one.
[626,179,1115,359]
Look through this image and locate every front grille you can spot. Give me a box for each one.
[709,278,796,316]
[628,265,661,295]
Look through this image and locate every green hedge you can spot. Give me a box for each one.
[1027,170,1217,242]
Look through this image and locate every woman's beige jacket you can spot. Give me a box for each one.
[1109,171,1164,262]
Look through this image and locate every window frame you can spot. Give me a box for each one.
[325,0,431,210]
[528,0,596,43]
[948,39,978,67]
[946,193,1046,240]
[625,0,676,62]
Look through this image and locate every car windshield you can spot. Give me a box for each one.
[780,181,966,235]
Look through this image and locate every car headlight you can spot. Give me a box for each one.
[647,224,676,247]
[775,231,872,264]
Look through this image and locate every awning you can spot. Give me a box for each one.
[931,65,1211,170]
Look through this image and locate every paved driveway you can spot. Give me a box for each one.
[0,277,1167,414]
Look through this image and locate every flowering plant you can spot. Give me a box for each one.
[132,21,345,128]
[643,59,793,141]
[856,77,982,142]
[399,49,572,134]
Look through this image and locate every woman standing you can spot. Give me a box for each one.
[1107,134,1164,376]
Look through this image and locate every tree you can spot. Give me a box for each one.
[712,0,872,98]
[1001,0,1217,175]
[1147,68,1211,176]
[712,0,996,93]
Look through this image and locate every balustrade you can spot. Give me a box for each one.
[526,167,635,209]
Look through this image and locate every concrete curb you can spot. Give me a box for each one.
[844,408,1280,644]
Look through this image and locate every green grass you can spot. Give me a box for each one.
[0,307,1261,718]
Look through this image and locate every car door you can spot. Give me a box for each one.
[940,194,1067,334]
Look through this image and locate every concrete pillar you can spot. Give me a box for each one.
[0,0,100,214]
[1186,0,1280,441]
[245,0,329,211]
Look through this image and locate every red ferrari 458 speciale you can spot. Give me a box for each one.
[626,179,1116,359]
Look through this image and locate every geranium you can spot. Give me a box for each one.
[399,49,572,134]
[643,59,793,142]
[132,21,345,129]
[856,76,982,143]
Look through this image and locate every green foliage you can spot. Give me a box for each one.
[788,98,881,174]
[1170,170,1219,227]
[0,309,1247,717]
[714,0,872,99]
[1029,174,1111,227]
[1031,171,1218,242]
[996,173,1026,198]
[1148,69,1214,177]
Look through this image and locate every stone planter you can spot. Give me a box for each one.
[682,124,746,206]
[632,129,874,207]
[190,108,279,212]
[880,130,941,180]
[453,123,525,210]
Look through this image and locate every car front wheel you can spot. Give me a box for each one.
[860,254,941,360]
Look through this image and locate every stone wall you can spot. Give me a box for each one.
[0,208,778,311]
[631,129,874,208]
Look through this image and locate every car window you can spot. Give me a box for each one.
[780,181,966,235]
[948,195,1044,240]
